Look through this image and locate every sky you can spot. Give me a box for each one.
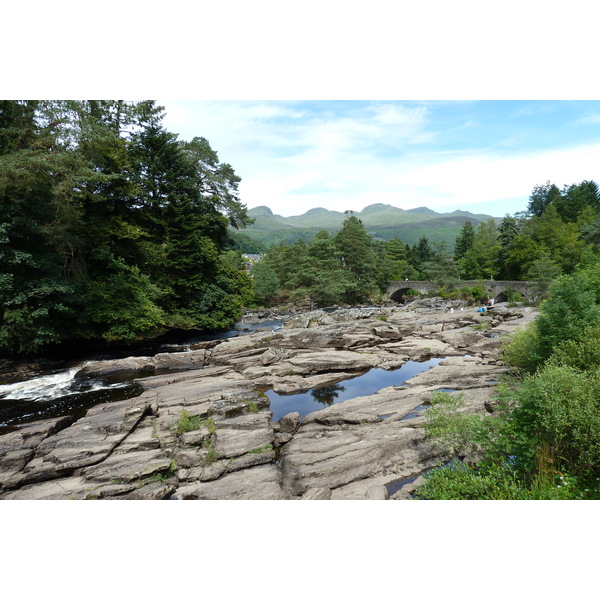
[158,100,600,218]
[6,4,600,221]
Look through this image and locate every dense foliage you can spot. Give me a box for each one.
[250,178,600,310]
[0,100,253,355]
[414,258,600,500]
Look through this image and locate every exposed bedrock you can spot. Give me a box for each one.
[0,301,537,500]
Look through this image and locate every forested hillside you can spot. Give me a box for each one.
[0,100,254,356]
[251,179,600,309]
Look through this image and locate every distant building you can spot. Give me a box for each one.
[243,254,263,271]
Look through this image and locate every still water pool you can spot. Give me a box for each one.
[264,357,444,422]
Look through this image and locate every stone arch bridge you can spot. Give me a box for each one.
[386,280,535,303]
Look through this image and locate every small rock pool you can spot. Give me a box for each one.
[263,356,445,422]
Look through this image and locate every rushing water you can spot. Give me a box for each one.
[0,317,291,434]
[0,367,142,434]
[0,309,450,437]
[264,357,445,422]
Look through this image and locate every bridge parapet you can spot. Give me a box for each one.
[386,280,535,302]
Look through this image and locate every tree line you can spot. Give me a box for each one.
[0,100,253,356]
[249,178,600,307]
[3,98,600,358]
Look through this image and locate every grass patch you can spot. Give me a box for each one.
[202,438,219,464]
[175,411,203,435]
[249,443,274,454]
[243,400,259,413]
[150,460,178,483]
[175,411,213,435]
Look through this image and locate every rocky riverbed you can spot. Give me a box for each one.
[0,300,538,500]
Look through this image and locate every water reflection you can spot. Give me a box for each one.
[310,384,346,407]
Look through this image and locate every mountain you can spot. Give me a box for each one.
[406,206,437,215]
[248,205,274,217]
[241,203,498,248]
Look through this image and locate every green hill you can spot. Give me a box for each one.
[240,203,499,248]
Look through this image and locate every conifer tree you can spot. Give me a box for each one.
[334,214,378,302]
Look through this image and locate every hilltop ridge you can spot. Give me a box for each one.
[240,203,498,248]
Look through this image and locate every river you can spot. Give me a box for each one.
[0,317,287,433]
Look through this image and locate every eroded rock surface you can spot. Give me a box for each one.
[0,302,538,500]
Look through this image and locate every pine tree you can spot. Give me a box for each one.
[454,220,475,262]
[334,214,378,303]
[527,181,562,217]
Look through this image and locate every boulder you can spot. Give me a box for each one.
[261,347,289,365]
[75,357,156,382]
[287,350,380,374]
[366,485,389,500]
[279,411,301,433]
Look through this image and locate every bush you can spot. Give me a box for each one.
[548,322,600,372]
[414,460,531,500]
[507,364,600,479]
[416,376,600,499]
[503,287,523,303]
[423,391,486,457]
[535,272,600,362]
[404,288,421,297]
[500,321,543,374]
[461,282,488,303]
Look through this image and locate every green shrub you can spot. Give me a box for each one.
[414,459,585,500]
[461,283,488,303]
[535,273,600,363]
[500,321,543,374]
[414,461,530,500]
[548,322,600,372]
[423,392,487,457]
[404,288,421,297]
[507,364,600,479]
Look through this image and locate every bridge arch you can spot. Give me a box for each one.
[389,287,422,303]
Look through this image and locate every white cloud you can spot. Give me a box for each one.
[159,101,600,218]
[575,114,600,125]
[240,142,600,216]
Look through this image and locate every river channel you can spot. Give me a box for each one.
[0,319,288,433]
[0,309,452,434]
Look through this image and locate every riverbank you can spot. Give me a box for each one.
[0,300,538,499]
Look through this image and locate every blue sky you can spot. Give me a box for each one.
[159,100,600,218]
[8,6,600,221]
